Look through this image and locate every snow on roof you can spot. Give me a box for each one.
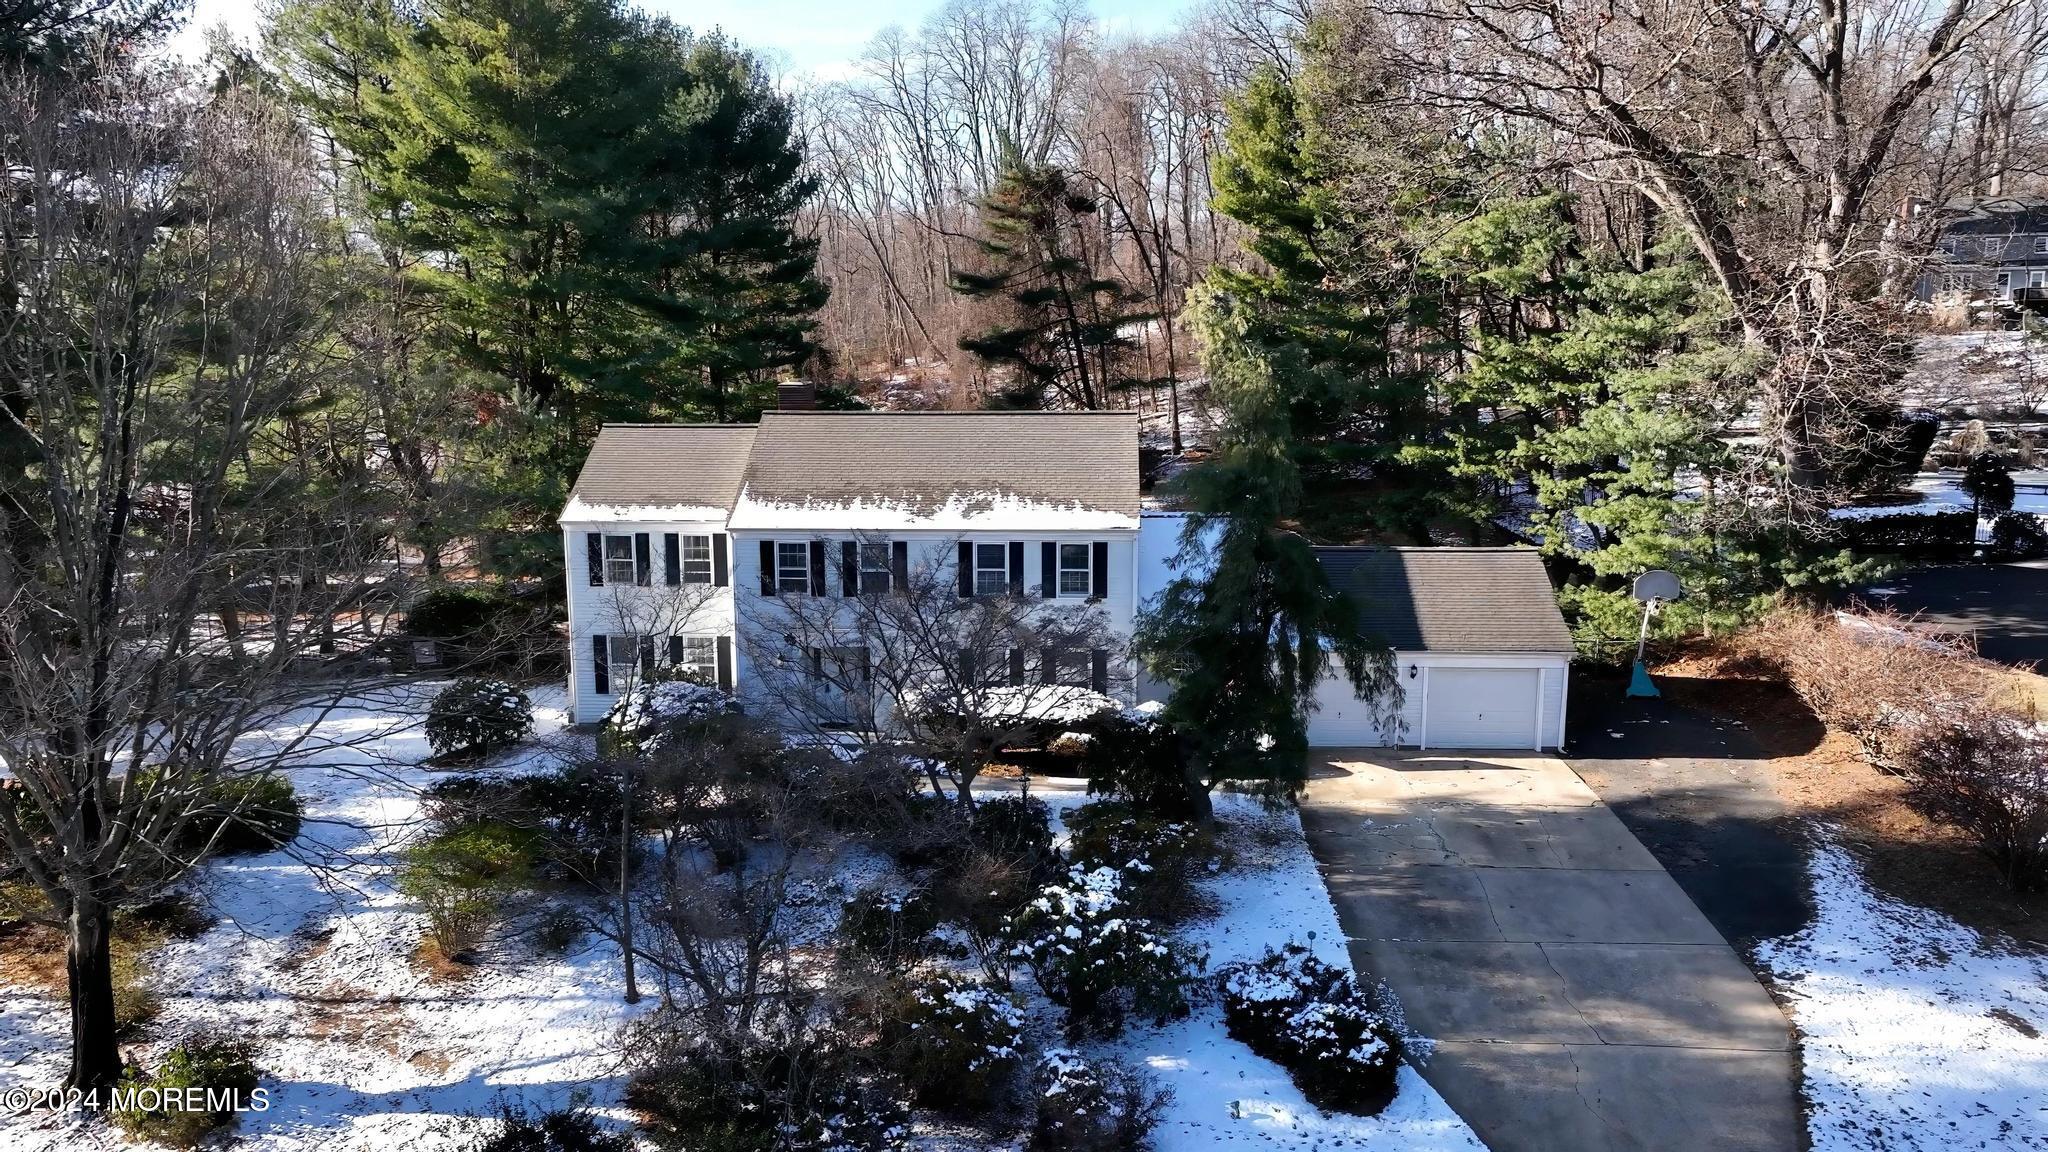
[727,489,1138,532]
[560,496,732,524]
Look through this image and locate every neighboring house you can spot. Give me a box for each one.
[1914,196,2048,312]
[1305,547,1575,750]
[560,413,1575,749]
[559,411,1142,726]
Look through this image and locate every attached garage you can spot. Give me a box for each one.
[1307,547,1574,750]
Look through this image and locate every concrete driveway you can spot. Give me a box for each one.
[1302,749,1799,1152]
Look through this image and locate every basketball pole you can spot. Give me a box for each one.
[1627,598,1660,698]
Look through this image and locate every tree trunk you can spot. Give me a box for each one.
[66,896,122,1094]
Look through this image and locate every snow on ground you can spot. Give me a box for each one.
[1899,329,2048,414]
[1753,830,2048,1151]
[3,694,1482,1152]
[1,684,638,1152]
[1032,785,1486,1152]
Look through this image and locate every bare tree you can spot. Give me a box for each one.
[0,62,404,1092]
[741,535,1128,806]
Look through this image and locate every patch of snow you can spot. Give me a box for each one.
[729,487,1139,532]
[558,496,731,524]
[1754,831,2048,1151]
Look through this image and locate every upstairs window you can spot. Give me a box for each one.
[860,542,892,593]
[1057,543,1092,596]
[681,535,713,584]
[1982,236,2005,258]
[2036,236,2048,254]
[777,542,811,594]
[974,543,1009,597]
[603,535,636,586]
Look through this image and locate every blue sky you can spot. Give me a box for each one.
[182,0,1198,77]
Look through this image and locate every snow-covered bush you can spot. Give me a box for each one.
[425,677,533,760]
[1217,943,1404,1114]
[601,677,740,758]
[840,884,947,964]
[1066,799,1215,922]
[111,1033,262,1148]
[885,971,1026,1114]
[1009,865,1202,1036]
[967,794,1059,873]
[1028,1049,1168,1152]
[1897,707,2048,892]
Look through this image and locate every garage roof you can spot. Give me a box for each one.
[1316,547,1575,655]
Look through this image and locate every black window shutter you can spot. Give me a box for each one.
[1040,541,1056,598]
[859,647,873,685]
[808,540,827,596]
[1008,647,1025,687]
[1091,648,1109,693]
[715,636,733,691]
[713,534,729,587]
[957,542,973,597]
[668,636,684,665]
[592,634,609,695]
[891,540,908,593]
[638,635,656,678]
[1091,541,1109,599]
[634,533,651,586]
[759,540,776,595]
[663,533,681,586]
[841,540,859,596]
[808,647,824,680]
[1008,541,1024,596]
[958,648,976,685]
[586,533,604,587]
[1040,647,1057,685]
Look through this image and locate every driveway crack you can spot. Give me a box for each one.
[1561,1043,1629,1146]
[1537,941,1611,1045]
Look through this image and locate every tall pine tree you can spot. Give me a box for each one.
[953,162,1156,410]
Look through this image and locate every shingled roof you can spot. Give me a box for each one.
[564,425,757,519]
[1316,547,1574,654]
[728,411,1139,530]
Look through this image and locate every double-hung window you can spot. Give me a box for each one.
[1057,543,1092,597]
[672,636,716,683]
[974,543,1009,597]
[681,535,713,584]
[2036,236,2048,255]
[606,634,642,676]
[860,542,892,593]
[2033,271,2048,288]
[1049,649,1093,688]
[777,542,811,594]
[1983,236,2005,258]
[603,535,636,586]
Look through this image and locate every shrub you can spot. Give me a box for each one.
[423,767,626,883]
[1074,706,1204,820]
[1008,865,1202,1036]
[1750,610,1994,767]
[404,584,519,638]
[468,1103,631,1152]
[840,885,946,966]
[111,1034,263,1148]
[884,971,1026,1115]
[628,1024,909,1152]
[1989,511,2048,560]
[1065,800,1215,923]
[1217,944,1404,1115]
[187,772,302,855]
[1029,1050,1168,1152]
[1961,452,2016,515]
[427,678,535,761]
[533,907,584,955]
[400,822,539,960]
[601,678,741,759]
[1896,708,2048,893]
[968,795,1059,876]
[1831,507,1975,558]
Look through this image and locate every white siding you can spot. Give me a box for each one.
[562,521,736,724]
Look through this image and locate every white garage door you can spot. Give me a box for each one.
[1307,673,1386,746]
[1426,667,1540,748]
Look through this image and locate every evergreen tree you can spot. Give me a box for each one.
[953,162,1156,410]
[1961,453,2015,518]
[1135,287,1399,807]
[269,0,823,575]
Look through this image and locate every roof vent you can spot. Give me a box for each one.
[776,381,817,411]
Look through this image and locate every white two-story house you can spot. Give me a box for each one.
[559,411,1142,726]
